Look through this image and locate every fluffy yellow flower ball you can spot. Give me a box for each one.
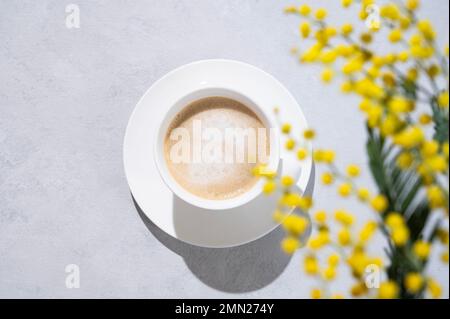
[322,267,337,281]
[421,140,439,158]
[300,22,311,38]
[297,148,308,160]
[405,272,424,294]
[321,172,334,185]
[272,210,285,223]
[371,194,389,212]
[310,288,322,299]
[413,240,431,260]
[427,279,442,298]
[303,129,315,140]
[397,51,410,62]
[357,188,370,202]
[419,113,432,125]
[263,180,276,195]
[338,183,353,197]
[321,68,334,83]
[392,226,410,246]
[281,175,294,187]
[417,20,436,40]
[335,209,355,226]
[285,138,295,150]
[441,251,449,263]
[341,23,353,36]
[378,281,399,299]
[328,253,340,267]
[314,210,327,224]
[281,123,291,134]
[299,4,311,16]
[338,228,352,246]
[351,282,367,297]
[315,8,327,20]
[386,212,404,229]
[342,0,353,8]
[393,126,425,149]
[322,150,335,163]
[304,255,319,274]
[438,91,449,108]
[281,237,300,254]
[282,214,309,236]
[346,164,360,177]
[389,29,403,42]
[359,221,378,242]
[406,0,420,11]
[427,185,446,209]
[397,152,414,169]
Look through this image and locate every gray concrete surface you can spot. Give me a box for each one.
[0,0,448,298]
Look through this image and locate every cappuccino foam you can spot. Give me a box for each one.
[164,97,270,200]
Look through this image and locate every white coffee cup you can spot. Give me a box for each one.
[154,87,301,210]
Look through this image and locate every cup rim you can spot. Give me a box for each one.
[153,87,280,210]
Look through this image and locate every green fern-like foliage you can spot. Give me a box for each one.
[367,127,435,298]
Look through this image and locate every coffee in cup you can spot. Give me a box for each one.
[163,96,270,200]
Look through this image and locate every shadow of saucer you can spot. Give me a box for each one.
[133,164,315,293]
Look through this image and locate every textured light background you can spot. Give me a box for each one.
[0,0,448,298]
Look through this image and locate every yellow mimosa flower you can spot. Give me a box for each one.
[263,180,277,195]
[335,209,355,226]
[378,281,399,299]
[285,138,295,150]
[392,226,410,246]
[427,279,442,298]
[419,113,432,125]
[321,68,334,83]
[281,237,300,254]
[282,214,309,235]
[386,212,404,229]
[322,266,337,281]
[397,152,414,169]
[405,272,424,294]
[438,91,449,108]
[281,123,291,134]
[417,20,436,40]
[298,4,311,16]
[315,8,327,20]
[338,228,352,246]
[357,188,370,201]
[413,240,431,260]
[328,253,340,267]
[321,172,334,185]
[389,29,403,42]
[311,288,322,299]
[406,0,420,11]
[303,129,316,140]
[371,194,388,212]
[346,164,361,177]
[300,21,311,38]
[338,183,353,197]
[297,148,308,160]
[342,0,353,8]
[314,210,327,224]
[281,175,294,188]
[304,255,319,274]
[341,23,353,36]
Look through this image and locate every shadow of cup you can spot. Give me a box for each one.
[133,164,314,293]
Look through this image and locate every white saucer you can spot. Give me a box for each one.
[123,59,313,248]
